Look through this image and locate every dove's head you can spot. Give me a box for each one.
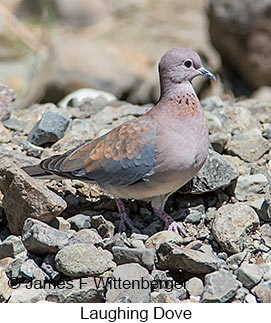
[159,48,216,88]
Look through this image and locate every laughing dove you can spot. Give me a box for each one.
[23,48,215,235]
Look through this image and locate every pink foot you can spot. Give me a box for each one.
[154,207,188,237]
[115,199,140,233]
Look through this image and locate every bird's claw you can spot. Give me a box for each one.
[118,212,140,233]
[167,221,188,237]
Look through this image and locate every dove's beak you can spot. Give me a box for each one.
[198,67,216,81]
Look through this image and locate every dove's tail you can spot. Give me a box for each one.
[22,165,63,180]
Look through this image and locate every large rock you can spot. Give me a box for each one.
[27,110,70,146]
[237,264,263,289]
[251,284,271,303]
[0,235,27,260]
[45,277,105,303]
[145,231,183,250]
[0,265,12,302]
[235,174,268,201]
[112,246,155,271]
[264,186,271,221]
[67,214,91,231]
[58,88,116,108]
[185,277,204,297]
[201,269,239,302]
[8,285,47,303]
[0,83,15,121]
[75,229,102,245]
[22,218,83,255]
[212,203,259,253]
[41,254,60,282]
[0,123,12,144]
[260,224,271,249]
[106,263,152,303]
[180,149,239,194]
[226,129,270,163]
[208,0,271,88]
[55,243,116,277]
[156,241,220,274]
[19,259,49,282]
[0,158,67,235]
[47,34,141,102]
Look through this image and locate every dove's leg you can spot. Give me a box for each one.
[115,198,138,232]
[153,207,188,237]
[151,195,188,237]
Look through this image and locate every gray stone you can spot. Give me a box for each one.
[58,88,116,109]
[209,132,229,154]
[201,96,224,111]
[106,264,152,303]
[145,231,183,250]
[157,241,220,274]
[151,289,179,303]
[51,34,140,103]
[8,285,47,303]
[185,277,204,297]
[201,269,239,302]
[112,246,155,271]
[180,149,239,194]
[76,229,102,245]
[212,203,259,253]
[0,158,67,235]
[21,141,43,158]
[226,251,247,270]
[19,259,49,281]
[237,264,263,289]
[5,258,25,281]
[259,244,270,253]
[204,111,223,134]
[249,198,270,222]
[22,218,83,255]
[51,119,95,153]
[235,174,268,201]
[91,215,115,238]
[260,224,271,249]
[46,277,105,303]
[0,83,15,122]
[245,294,257,303]
[67,214,91,231]
[55,243,116,277]
[130,233,149,242]
[41,254,60,281]
[0,235,27,260]
[0,123,12,143]
[235,287,248,302]
[251,284,271,303]
[130,240,145,249]
[100,233,130,252]
[50,216,71,232]
[264,186,271,221]
[184,210,203,224]
[0,266,12,302]
[27,110,70,146]
[3,117,26,133]
[142,220,163,236]
[226,129,270,163]
[208,0,271,88]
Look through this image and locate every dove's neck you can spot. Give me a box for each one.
[159,78,197,100]
[150,78,203,121]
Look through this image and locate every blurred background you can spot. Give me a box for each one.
[0,0,271,110]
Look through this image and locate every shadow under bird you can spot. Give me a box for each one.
[23,48,216,235]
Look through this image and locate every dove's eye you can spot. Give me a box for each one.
[184,59,193,68]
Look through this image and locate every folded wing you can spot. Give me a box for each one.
[39,116,158,187]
